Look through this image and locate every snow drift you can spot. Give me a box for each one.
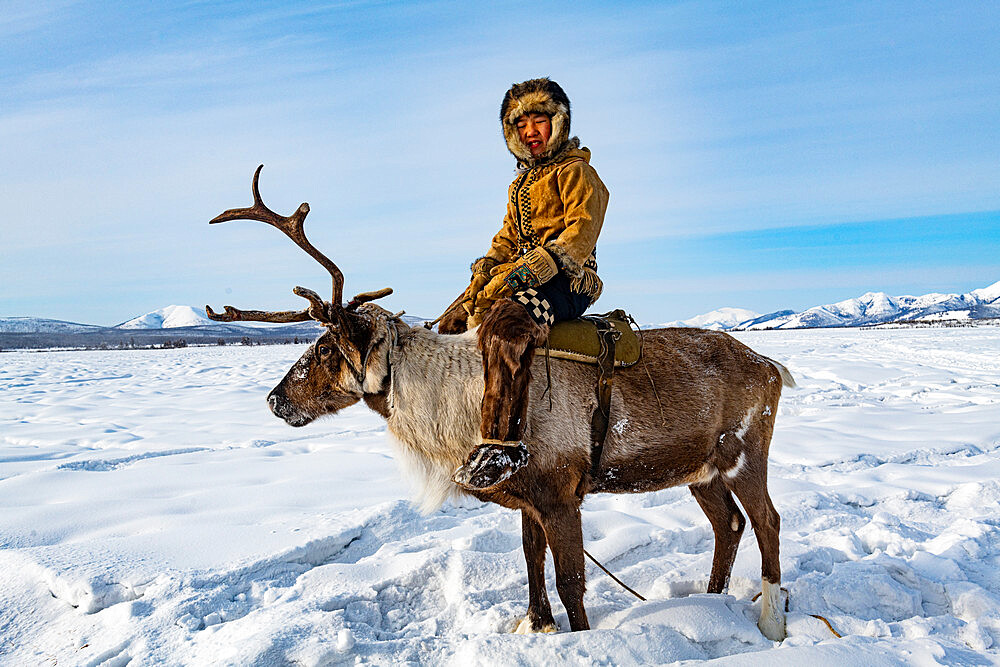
[2,327,1000,664]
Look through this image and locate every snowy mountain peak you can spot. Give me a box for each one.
[116,305,214,329]
[828,291,899,318]
[659,307,761,330]
[971,280,1000,304]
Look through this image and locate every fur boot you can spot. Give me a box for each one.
[453,298,549,490]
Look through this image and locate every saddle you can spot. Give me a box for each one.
[546,309,641,368]
[543,309,643,479]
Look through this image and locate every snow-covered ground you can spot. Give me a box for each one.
[2,327,999,665]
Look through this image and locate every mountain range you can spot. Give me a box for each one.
[0,306,244,334]
[3,281,999,347]
[659,280,1000,330]
[0,306,424,349]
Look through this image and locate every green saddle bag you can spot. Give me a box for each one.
[545,309,642,367]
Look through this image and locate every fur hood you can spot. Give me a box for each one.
[500,78,578,168]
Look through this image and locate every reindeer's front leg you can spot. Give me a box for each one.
[540,504,589,631]
[514,511,557,633]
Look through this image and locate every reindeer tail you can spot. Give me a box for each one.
[764,357,796,388]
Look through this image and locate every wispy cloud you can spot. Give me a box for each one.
[0,0,80,39]
[2,1,998,323]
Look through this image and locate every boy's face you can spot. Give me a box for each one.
[516,113,552,157]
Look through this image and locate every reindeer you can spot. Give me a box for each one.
[207,166,794,641]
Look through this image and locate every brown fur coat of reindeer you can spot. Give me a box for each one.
[207,166,794,641]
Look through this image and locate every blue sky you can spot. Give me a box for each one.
[2,1,998,325]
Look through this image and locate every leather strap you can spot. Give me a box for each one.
[480,438,523,448]
[584,315,620,479]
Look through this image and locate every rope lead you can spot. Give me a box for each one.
[583,549,646,601]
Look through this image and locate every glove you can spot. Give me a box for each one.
[465,262,514,315]
[480,246,558,303]
[471,256,499,280]
[462,257,503,315]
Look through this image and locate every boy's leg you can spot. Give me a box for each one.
[453,293,551,490]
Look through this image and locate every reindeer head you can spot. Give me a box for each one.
[207,165,396,427]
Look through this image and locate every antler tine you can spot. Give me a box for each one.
[347,287,393,311]
[292,286,334,322]
[209,165,346,306]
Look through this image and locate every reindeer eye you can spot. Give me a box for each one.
[317,345,332,358]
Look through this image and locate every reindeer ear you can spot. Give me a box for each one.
[338,339,364,372]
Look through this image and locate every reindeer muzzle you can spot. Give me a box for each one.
[267,389,311,427]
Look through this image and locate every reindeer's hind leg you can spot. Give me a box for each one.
[539,504,589,631]
[514,511,557,634]
[690,476,746,594]
[726,448,785,641]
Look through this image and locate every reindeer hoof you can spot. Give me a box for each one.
[757,580,787,641]
[513,616,558,634]
[758,613,786,642]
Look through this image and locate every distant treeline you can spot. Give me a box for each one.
[0,324,325,352]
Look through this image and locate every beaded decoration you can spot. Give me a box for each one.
[512,168,542,255]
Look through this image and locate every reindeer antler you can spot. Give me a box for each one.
[205,286,333,324]
[205,304,313,323]
[347,287,394,311]
[210,164,345,308]
[207,165,393,325]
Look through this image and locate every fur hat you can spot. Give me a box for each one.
[500,78,574,166]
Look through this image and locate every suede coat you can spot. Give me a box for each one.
[468,145,609,325]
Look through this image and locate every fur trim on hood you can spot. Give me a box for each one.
[500,78,577,168]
